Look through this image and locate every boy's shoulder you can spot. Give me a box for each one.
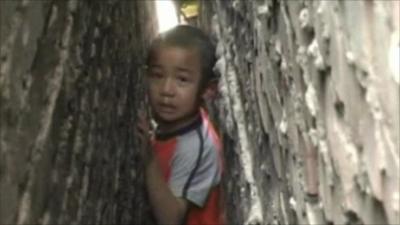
[181,109,220,145]
[153,109,221,156]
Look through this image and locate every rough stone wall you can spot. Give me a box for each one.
[0,1,156,224]
[200,0,399,224]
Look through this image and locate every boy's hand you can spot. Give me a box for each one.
[137,110,154,166]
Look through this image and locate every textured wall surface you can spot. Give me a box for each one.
[200,0,399,224]
[2,0,399,225]
[0,0,156,224]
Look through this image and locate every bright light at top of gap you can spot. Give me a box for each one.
[155,0,179,33]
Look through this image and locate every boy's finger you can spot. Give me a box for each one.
[136,120,153,141]
[138,120,149,131]
[138,110,144,119]
[138,109,148,120]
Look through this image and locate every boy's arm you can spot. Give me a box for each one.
[146,158,189,225]
[137,112,189,225]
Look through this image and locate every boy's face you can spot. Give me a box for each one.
[147,45,203,127]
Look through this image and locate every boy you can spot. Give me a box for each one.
[137,25,224,225]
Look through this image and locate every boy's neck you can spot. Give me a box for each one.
[156,111,201,136]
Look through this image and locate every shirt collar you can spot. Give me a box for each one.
[155,114,202,141]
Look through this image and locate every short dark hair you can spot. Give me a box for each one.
[146,25,216,88]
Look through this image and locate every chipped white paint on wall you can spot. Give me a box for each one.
[388,35,399,84]
[200,0,400,224]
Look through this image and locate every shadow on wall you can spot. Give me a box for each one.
[0,1,157,224]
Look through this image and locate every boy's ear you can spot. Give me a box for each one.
[201,79,218,101]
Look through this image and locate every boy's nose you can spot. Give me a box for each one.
[160,78,176,96]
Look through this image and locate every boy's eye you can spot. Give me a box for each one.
[149,71,163,78]
[176,72,191,83]
[177,76,189,83]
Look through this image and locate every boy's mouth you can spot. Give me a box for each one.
[157,102,176,113]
